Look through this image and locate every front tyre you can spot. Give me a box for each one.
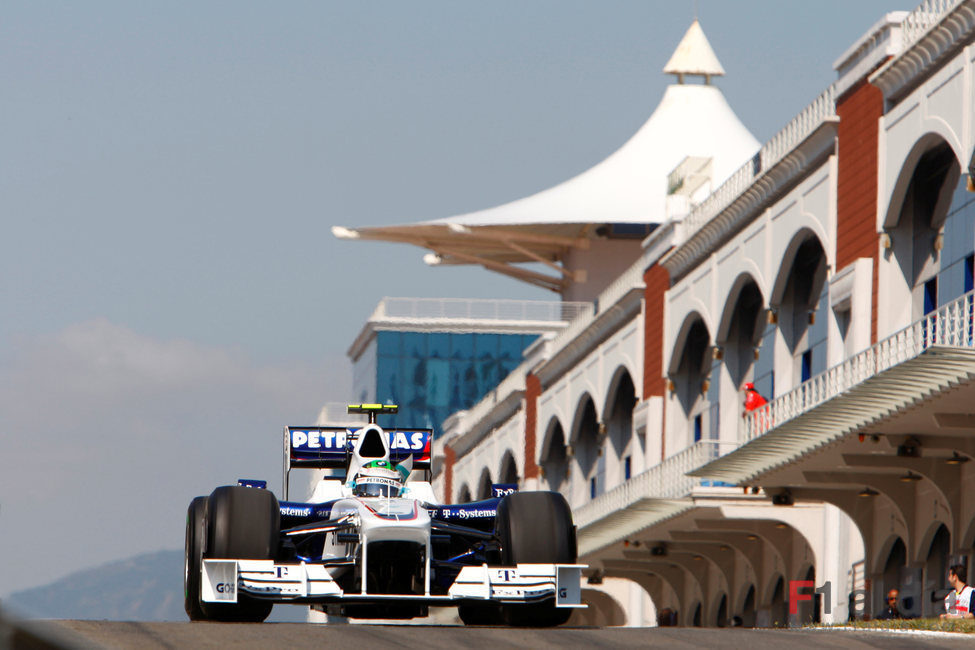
[496,491,577,627]
[184,496,208,621]
[202,486,280,622]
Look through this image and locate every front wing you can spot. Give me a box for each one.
[202,559,585,608]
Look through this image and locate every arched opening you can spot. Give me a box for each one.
[769,576,787,627]
[691,601,702,627]
[772,233,828,389]
[540,419,568,494]
[881,537,908,618]
[795,565,819,625]
[456,484,471,503]
[670,315,712,445]
[498,450,519,486]
[605,368,637,485]
[475,468,493,501]
[719,277,766,408]
[886,139,971,332]
[740,584,756,628]
[923,524,951,618]
[571,396,601,502]
[715,593,728,627]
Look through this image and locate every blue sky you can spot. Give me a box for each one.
[1,1,903,597]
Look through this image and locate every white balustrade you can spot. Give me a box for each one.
[741,291,975,442]
[572,440,738,529]
[680,85,836,239]
[371,297,590,323]
[900,0,964,47]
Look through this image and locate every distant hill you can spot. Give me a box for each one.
[7,550,307,622]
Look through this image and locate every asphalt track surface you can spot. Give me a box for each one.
[14,622,975,650]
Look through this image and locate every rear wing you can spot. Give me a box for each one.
[282,425,432,499]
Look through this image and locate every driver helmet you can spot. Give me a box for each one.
[743,382,755,391]
[351,460,403,498]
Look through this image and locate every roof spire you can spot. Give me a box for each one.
[663,19,725,84]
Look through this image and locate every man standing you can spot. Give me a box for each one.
[940,564,974,619]
[875,588,909,620]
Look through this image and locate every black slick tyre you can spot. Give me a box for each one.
[495,491,577,627]
[184,496,208,621]
[201,485,280,622]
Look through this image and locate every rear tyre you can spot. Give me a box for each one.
[496,491,576,627]
[184,496,208,621]
[202,486,280,622]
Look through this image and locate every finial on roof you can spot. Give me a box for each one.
[663,19,725,84]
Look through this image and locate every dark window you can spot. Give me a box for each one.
[965,255,974,294]
[589,477,597,500]
[624,456,632,480]
[694,414,703,443]
[801,350,812,383]
[924,277,938,314]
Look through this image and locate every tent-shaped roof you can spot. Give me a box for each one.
[333,20,759,291]
[664,19,725,80]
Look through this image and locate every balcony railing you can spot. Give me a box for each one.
[679,85,836,239]
[900,0,965,48]
[371,297,591,324]
[741,290,975,442]
[572,440,738,529]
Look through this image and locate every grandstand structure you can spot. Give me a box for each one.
[334,3,975,626]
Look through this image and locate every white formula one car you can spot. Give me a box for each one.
[184,404,584,625]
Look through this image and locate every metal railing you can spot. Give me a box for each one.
[741,290,975,442]
[371,297,590,323]
[900,0,964,47]
[572,440,738,529]
[679,85,837,239]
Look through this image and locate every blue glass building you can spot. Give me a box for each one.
[348,298,589,437]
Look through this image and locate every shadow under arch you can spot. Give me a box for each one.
[539,416,568,493]
[668,312,712,417]
[603,366,637,463]
[475,467,493,501]
[569,394,600,498]
[497,449,519,487]
[883,132,964,231]
[716,272,766,389]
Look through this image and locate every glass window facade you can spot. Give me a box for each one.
[352,331,540,437]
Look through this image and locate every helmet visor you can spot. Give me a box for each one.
[353,477,402,498]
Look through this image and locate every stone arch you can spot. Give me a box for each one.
[603,366,638,478]
[961,515,975,551]
[921,523,951,617]
[769,228,828,310]
[711,591,729,627]
[667,312,712,418]
[717,272,767,345]
[716,272,767,394]
[873,534,907,578]
[497,449,519,486]
[767,575,788,627]
[884,137,964,327]
[570,394,601,500]
[738,583,757,627]
[539,416,569,493]
[883,132,965,231]
[475,467,493,501]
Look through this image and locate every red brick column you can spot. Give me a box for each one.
[443,445,456,504]
[643,264,669,399]
[524,373,541,480]
[836,78,884,344]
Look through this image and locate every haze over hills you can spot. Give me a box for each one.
[6,550,307,622]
